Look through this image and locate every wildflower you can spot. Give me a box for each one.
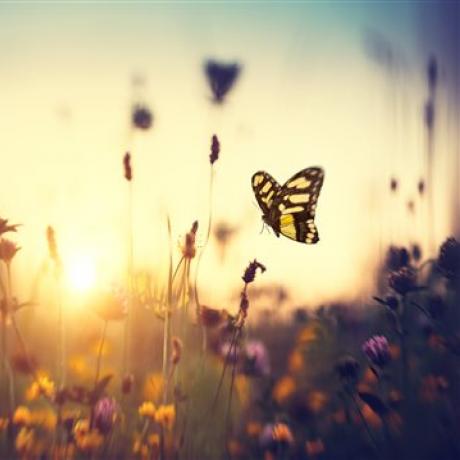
[154,404,175,430]
[0,218,19,235]
[297,323,321,344]
[306,439,325,456]
[272,375,296,404]
[204,59,241,104]
[437,237,460,280]
[362,335,391,367]
[260,423,294,450]
[15,427,41,457]
[121,373,135,394]
[390,177,398,192]
[210,134,220,165]
[93,397,118,435]
[242,340,270,376]
[132,104,153,130]
[214,221,235,247]
[407,200,415,213]
[143,373,164,403]
[199,305,225,328]
[74,419,103,452]
[246,421,262,438]
[11,350,37,375]
[26,375,56,401]
[420,375,448,403]
[147,433,160,449]
[123,152,132,181]
[182,221,198,259]
[288,349,304,373]
[335,355,360,381]
[417,179,425,196]
[362,403,382,428]
[272,423,294,445]
[46,226,61,268]
[138,401,156,419]
[227,439,244,457]
[242,259,266,284]
[0,238,20,264]
[307,390,328,414]
[0,418,8,431]
[411,243,422,262]
[220,340,240,364]
[13,406,32,426]
[171,336,182,365]
[389,266,417,295]
[385,245,409,271]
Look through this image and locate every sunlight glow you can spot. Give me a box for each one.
[66,254,97,292]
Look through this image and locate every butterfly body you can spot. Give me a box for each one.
[252,167,324,244]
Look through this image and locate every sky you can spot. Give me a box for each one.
[0,2,458,311]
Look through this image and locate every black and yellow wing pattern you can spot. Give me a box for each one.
[251,167,324,244]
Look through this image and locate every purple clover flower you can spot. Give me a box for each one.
[93,397,118,434]
[362,335,391,368]
[243,340,270,377]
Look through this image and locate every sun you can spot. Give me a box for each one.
[66,254,97,292]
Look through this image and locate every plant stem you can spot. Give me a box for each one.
[194,166,215,355]
[122,178,134,378]
[349,390,380,456]
[56,279,66,388]
[163,216,173,404]
[94,320,108,388]
[4,263,15,416]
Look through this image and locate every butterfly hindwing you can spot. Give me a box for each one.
[252,167,324,244]
[251,171,281,216]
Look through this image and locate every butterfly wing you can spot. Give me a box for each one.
[272,167,324,244]
[251,171,282,216]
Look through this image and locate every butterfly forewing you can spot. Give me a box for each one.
[251,171,282,216]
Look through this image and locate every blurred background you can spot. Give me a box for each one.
[0,1,458,309]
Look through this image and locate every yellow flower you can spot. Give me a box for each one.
[155,404,175,430]
[15,427,45,457]
[272,423,294,445]
[31,408,57,432]
[13,406,32,426]
[235,375,250,409]
[0,418,9,431]
[25,375,55,401]
[307,390,328,414]
[288,349,304,373]
[297,322,321,344]
[246,421,262,438]
[272,375,296,404]
[143,373,164,403]
[147,433,160,452]
[305,438,325,456]
[74,419,103,452]
[138,401,156,419]
[68,354,92,379]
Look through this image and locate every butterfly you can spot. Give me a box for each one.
[251,167,324,244]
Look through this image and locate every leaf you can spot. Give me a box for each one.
[93,374,113,398]
[358,392,389,417]
[372,296,386,306]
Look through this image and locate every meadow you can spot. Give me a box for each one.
[0,19,459,459]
